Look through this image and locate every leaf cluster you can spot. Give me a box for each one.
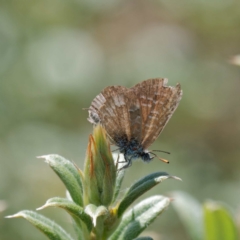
[7,126,180,240]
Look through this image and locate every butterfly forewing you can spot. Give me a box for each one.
[88,92,106,124]
[88,86,127,125]
[97,87,133,143]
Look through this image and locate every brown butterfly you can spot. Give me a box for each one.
[88,78,182,169]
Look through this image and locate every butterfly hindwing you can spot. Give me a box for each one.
[132,78,182,149]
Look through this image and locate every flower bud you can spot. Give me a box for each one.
[84,125,116,206]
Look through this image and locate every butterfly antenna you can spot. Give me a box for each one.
[157,156,169,164]
[150,152,170,164]
[152,150,171,154]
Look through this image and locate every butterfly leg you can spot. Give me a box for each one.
[117,155,133,171]
[122,155,133,169]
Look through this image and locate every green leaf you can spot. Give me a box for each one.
[171,191,203,240]
[204,200,238,240]
[112,154,126,203]
[134,237,153,240]
[117,172,180,217]
[128,172,170,193]
[6,210,74,240]
[37,197,93,232]
[64,193,89,239]
[38,155,83,206]
[109,195,170,240]
[71,217,85,240]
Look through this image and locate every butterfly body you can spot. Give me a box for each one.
[88,78,182,168]
[117,137,152,167]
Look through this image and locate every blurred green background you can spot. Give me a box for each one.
[1,0,240,239]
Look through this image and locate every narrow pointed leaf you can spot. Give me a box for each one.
[134,237,153,240]
[112,154,126,203]
[72,220,85,240]
[117,172,180,217]
[6,210,74,240]
[37,197,92,232]
[128,172,170,193]
[171,191,203,240]
[38,155,83,206]
[204,200,238,240]
[109,195,170,240]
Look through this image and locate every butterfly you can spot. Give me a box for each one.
[87,78,182,169]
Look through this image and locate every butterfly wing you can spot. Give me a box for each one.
[132,78,182,149]
[88,84,144,145]
[88,92,106,124]
[98,88,143,145]
[88,86,127,124]
[88,78,182,149]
